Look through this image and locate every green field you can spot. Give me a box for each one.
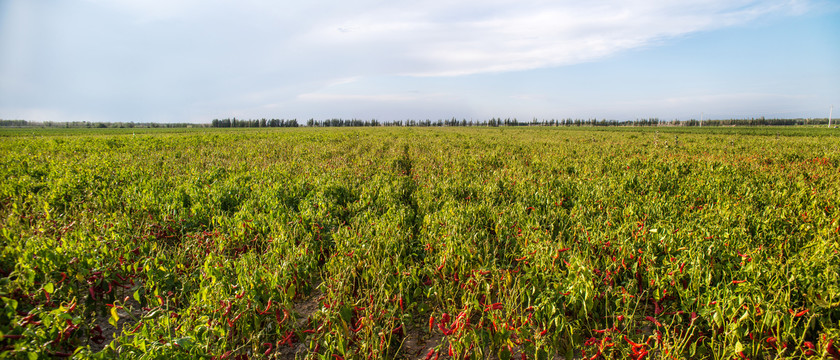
[1,127,839,359]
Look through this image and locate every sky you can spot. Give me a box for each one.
[1,0,838,123]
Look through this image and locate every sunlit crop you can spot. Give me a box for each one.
[1,127,839,359]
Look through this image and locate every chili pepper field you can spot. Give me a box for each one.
[1,126,839,359]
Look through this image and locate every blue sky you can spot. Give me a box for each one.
[1,0,838,123]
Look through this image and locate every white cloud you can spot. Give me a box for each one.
[297,93,423,102]
[324,77,363,87]
[79,0,811,78]
[81,0,231,23]
[297,0,810,76]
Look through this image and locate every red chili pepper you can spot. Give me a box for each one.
[484,303,503,312]
[424,349,435,360]
[391,325,403,334]
[351,319,364,333]
[262,343,273,356]
[275,308,289,324]
[652,300,662,315]
[227,312,243,327]
[129,322,143,334]
[788,309,808,317]
[731,280,746,284]
[630,347,648,360]
[278,331,295,347]
[624,335,645,348]
[437,257,446,271]
[64,300,76,313]
[258,300,272,315]
[803,341,816,356]
[429,316,435,332]
[826,339,840,359]
[332,355,344,360]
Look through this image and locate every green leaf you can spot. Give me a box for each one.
[738,310,749,323]
[44,282,54,294]
[339,306,352,325]
[734,340,744,353]
[3,297,18,311]
[172,337,192,348]
[143,308,162,320]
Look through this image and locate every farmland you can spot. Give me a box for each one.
[1,127,839,359]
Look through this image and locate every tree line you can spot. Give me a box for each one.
[0,120,196,128]
[213,117,834,127]
[2,117,834,129]
[210,118,300,128]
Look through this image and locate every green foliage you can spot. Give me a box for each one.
[1,127,839,359]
